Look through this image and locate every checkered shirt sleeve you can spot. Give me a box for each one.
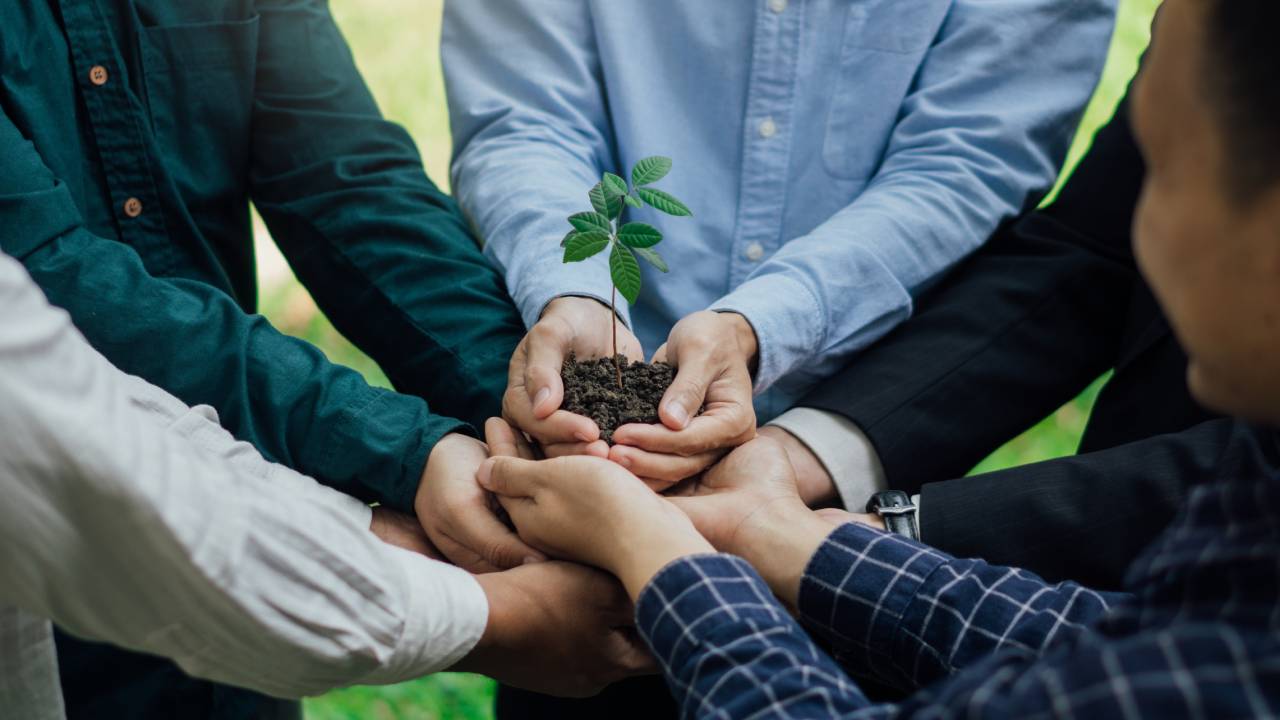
[636,513,1280,718]
[798,522,1125,691]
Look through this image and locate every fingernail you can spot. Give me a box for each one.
[574,430,594,443]
[615,452,632,469]
[666,402,690,428]
[533,387,551,411]
[523,556,543,565]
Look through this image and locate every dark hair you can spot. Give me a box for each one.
[1205,0,1280,200]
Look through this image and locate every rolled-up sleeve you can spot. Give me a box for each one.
[0,253,487,698]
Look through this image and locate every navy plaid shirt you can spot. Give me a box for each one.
[637,472,1280,718]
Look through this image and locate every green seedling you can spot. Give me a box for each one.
[561,156,691,387]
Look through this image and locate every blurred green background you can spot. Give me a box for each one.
[267,1,1162,717]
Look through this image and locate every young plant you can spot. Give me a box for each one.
[561,156,692,387]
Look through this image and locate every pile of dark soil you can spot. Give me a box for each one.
[561,354,677,443]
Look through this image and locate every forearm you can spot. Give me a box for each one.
[715,0,1116,394]
[249,0,522,423]
[22,230,451,511]
[0,257,488,696]
[637,555,874,718]
[798,522,1125,691]
[444,0,623,329]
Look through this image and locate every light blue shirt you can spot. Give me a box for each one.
[443,0,1116,420]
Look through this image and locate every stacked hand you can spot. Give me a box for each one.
[401,423,656,697]
[480,419,714,598]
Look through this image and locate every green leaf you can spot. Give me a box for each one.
[624,194,643,209]
[631,156,672,186]
[609,243,642,304]
[634,246,669,273]
[569,211,613,235]
[563,231,610,262]
[637,187,692,217]
[603,172,629,198]
[560,230,577,248]
[617,222,663,249]
[589,182,623,219]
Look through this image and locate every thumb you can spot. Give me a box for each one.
[477,456,542,499]
[524,321,572,419]
[659,350,713,431]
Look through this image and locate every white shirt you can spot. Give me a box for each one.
[0,253,488,716]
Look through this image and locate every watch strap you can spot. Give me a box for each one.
[865,490,919,541]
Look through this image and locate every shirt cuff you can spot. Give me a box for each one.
[798,523,949,664]
[359,548,490,684]
[636,554,789,668]
[712,273,823,393]
[511,255,634,332]
[768,407,887,511]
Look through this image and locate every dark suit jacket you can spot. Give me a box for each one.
[800,98,1280,590]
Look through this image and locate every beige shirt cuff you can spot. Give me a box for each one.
[769,407,888,511]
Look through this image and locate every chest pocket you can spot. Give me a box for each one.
[140,16,259,211]
[822,0,950,180]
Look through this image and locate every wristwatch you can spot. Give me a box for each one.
[865,491,919,540]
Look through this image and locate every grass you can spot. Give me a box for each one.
[257,1,1164,717]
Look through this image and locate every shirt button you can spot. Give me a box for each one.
[769,0,788,13]
[89,65,109,86]
[744,242,765,262]
[758,117,778,139]
[123,197,143,218]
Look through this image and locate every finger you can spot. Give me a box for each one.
[610,444,725,487]
[658,347,715,431]
[543,440,611,459]
[449,500,548,569]
[476,456,546,499]
[649,342,670,365]
[523,319,574,419]
[484,417,524,458]
[613,410,753,456]
[504,387,600,446]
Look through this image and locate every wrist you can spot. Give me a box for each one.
[611,531,715,602]
[458,572,513,664]
[729,500,834,607]
[716,311,759,373]
[415,433,483,508]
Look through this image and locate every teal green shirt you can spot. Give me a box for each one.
[0,2,522,717]
[0,0,522,510]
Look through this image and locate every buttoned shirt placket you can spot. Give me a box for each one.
[56,0,174,275]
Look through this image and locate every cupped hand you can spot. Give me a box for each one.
[414,433,547,573]
[665,436,809,554]
[610,311,758,488]
[455,560,656,697]
[504,296,644,459]
[480,419,713,597]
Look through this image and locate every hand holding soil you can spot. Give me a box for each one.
[608,311,759,488]
[503,296,645,457]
